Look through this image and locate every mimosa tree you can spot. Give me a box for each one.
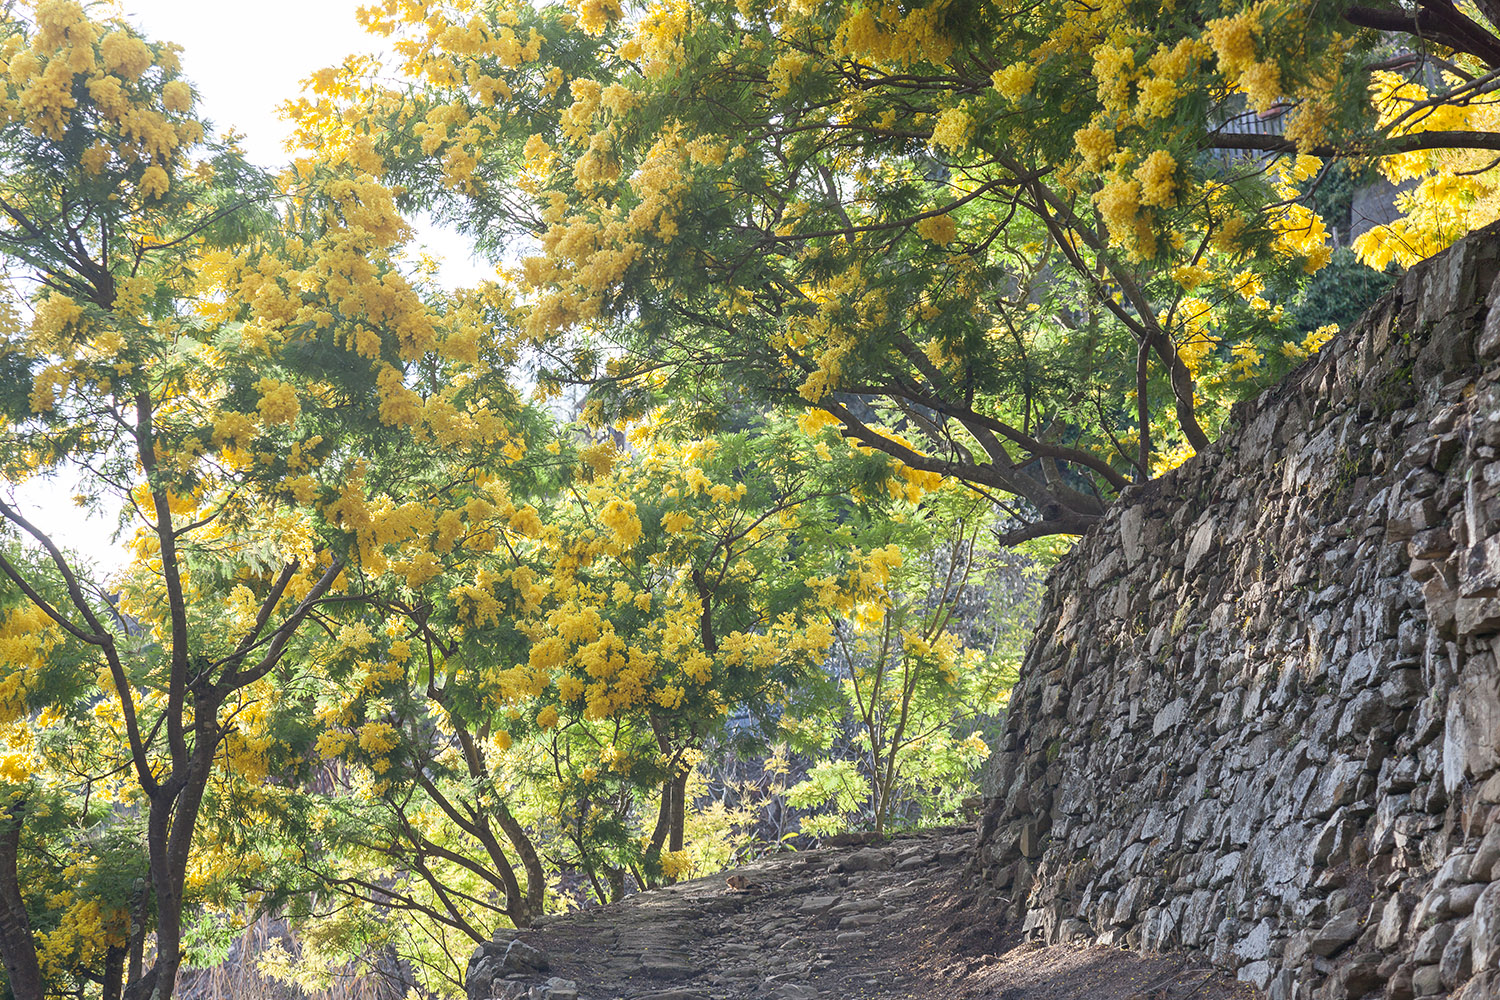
[289,0,1500,540]
[235,411,936,991]
[0,3,541,997]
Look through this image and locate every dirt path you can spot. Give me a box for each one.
[467,829,1262,1000]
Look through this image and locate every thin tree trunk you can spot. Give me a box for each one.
[122,966,158,1000]
[648,779,672,854]
[449,718,541,924]
[607,866,625,903]
[126,881,148,989]
[0,800,43,1000]
[667,768,688,877]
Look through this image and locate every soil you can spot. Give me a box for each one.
[480,827,1263,1000]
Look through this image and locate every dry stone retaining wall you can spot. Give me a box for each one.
[977,226,1500,1000]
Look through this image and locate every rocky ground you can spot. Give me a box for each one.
[467,828,1262,1000]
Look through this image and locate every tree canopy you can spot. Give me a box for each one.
[0,0,1498,996]
[275,0,1500,537]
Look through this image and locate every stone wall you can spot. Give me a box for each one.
[977,227,1500,1000]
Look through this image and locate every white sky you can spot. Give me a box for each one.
[122,0,372,168]
[8,0,491,575]
[119,0,489,278]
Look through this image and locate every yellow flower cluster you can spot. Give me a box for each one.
[1204,8,1286,114]
[1094,177,1156,260]
[796,407,842,437]
[1135,149,1177,207]
[1,1,200,207]
[0,605,61,723]
[660,849,695,880]
[929,106,971,153]
[572,0,623,36]
[1350,70,1500,269]
[768,50,811,99]
[1270,204,1332,274]
[255,378,301,426]
[1073,125,1115,171]
[834,3,955,71]
[38,896,129,981]
[991,62,1035,102]
[915,212,958,246]
[598,498,642,551]
[1280,323,1338,360]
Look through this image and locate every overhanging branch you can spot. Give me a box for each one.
[1205,130,1500,157]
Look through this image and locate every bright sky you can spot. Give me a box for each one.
[118,0,488,279]
[122,0,370,168]
[7,0,490,575]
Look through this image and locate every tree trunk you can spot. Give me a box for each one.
[664,769,690,883]
[122,966,158,1000]
[492,802,545,924]
[102,944,126,1000]
[643,779,673,888]
[136,709,220,1000]
[648,781,672,857]
[126,881,148,990]
[141,785,185,1000]
[607,865,625,903]
[668,769,687,855]
[0,801,43,1000]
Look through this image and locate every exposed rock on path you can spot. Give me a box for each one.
[469,829,1258,1000]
